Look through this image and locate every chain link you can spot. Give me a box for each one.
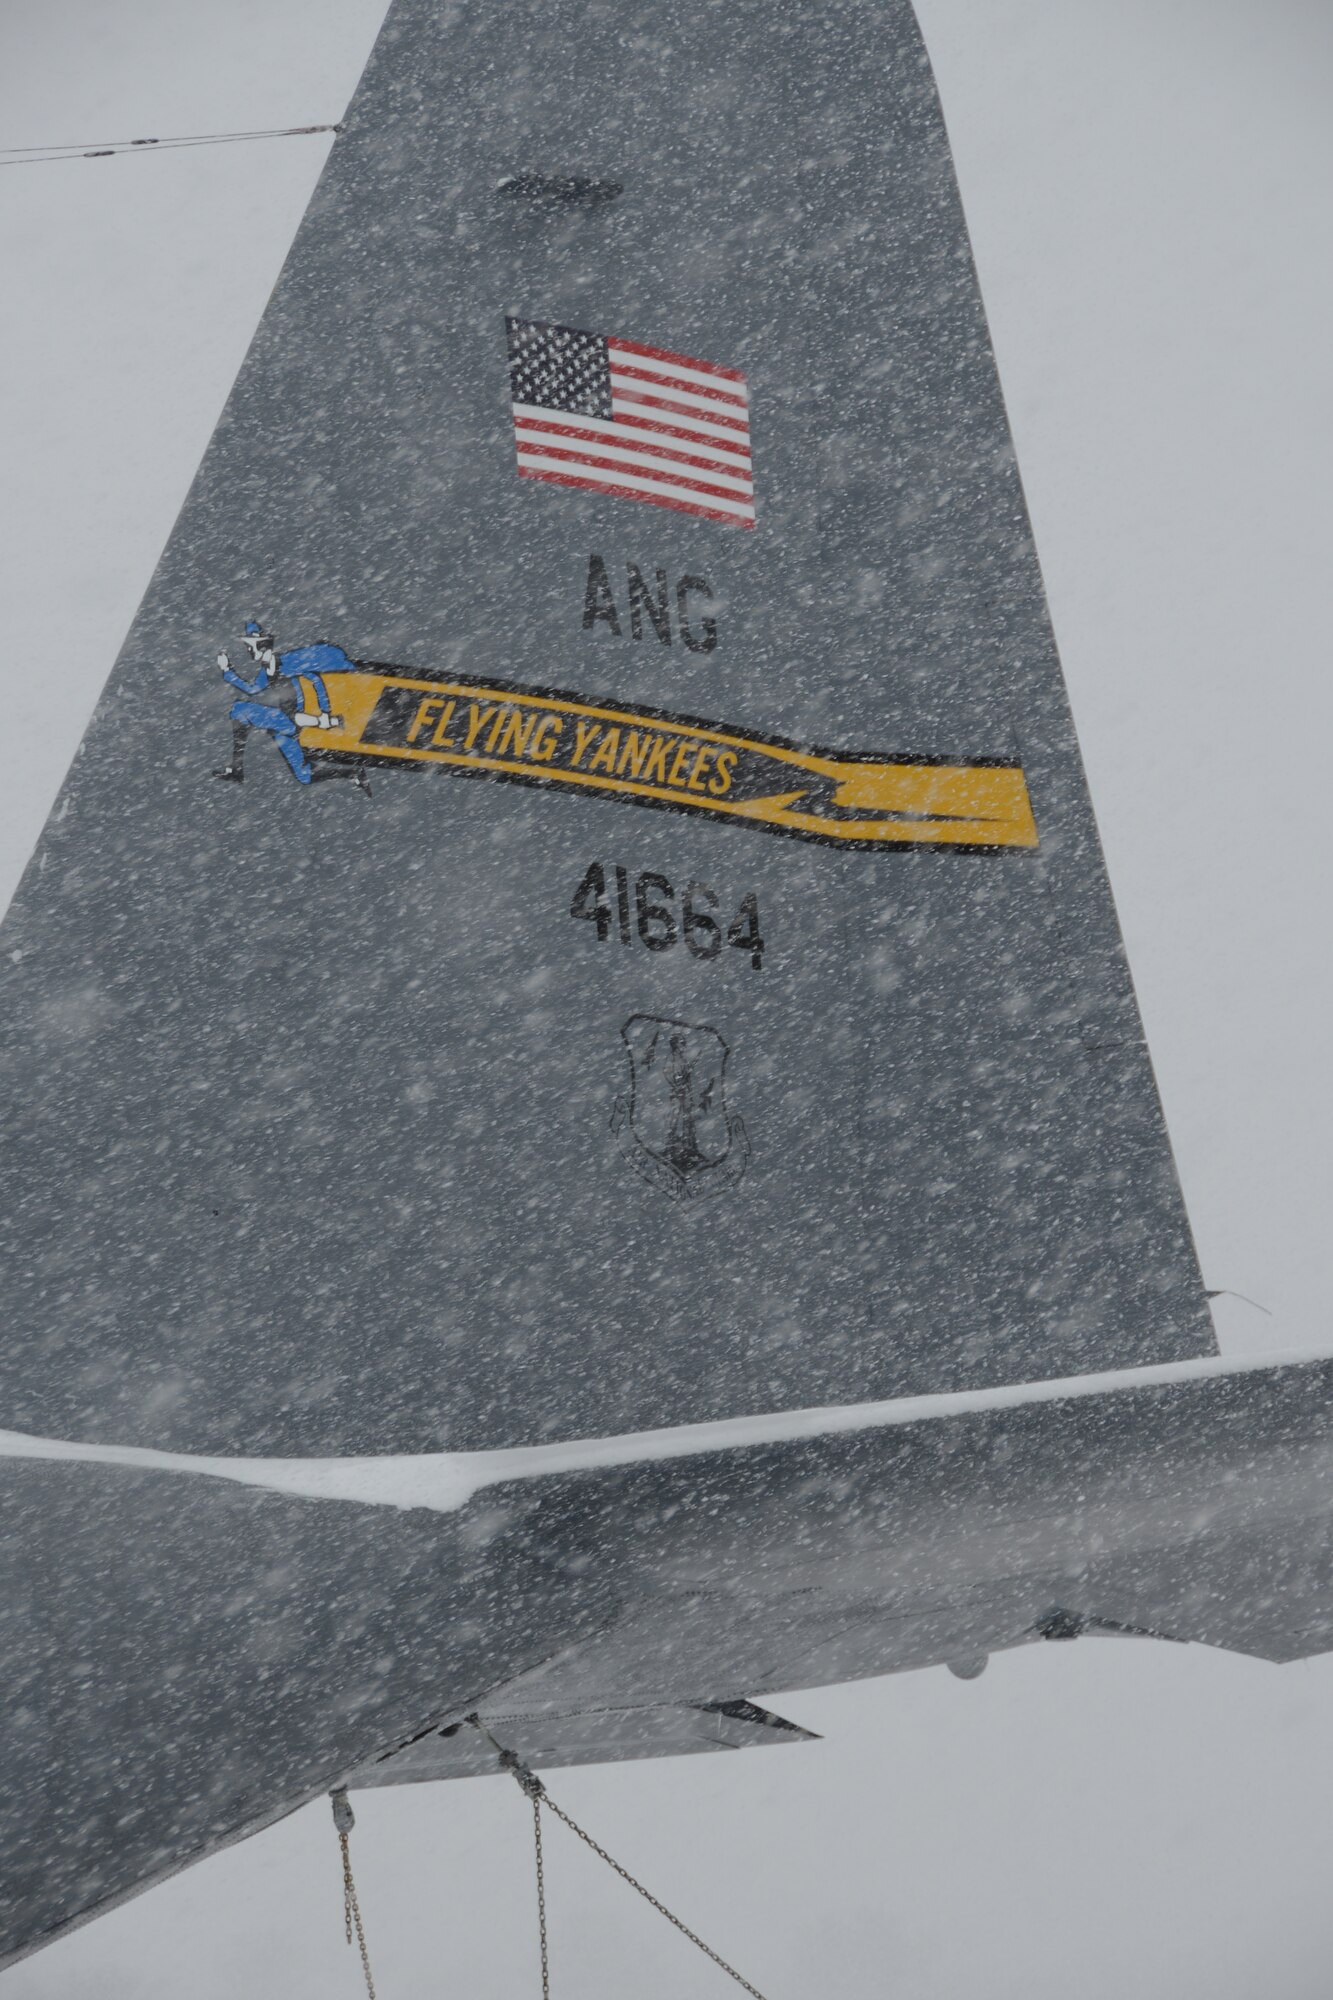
[537,1792,769,2000]
[332,1794,378,2000]
[532,1793,551,2000]
[468,1715,771,2000]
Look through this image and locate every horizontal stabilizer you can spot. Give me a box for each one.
[7,1354,1333,1969]
[348,1699,816,1787]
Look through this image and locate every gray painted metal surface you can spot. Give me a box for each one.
[7,1355,1333,1965]
[0,0,1211,1466]
[0,0,1248,1967]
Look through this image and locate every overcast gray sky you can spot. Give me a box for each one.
[2,2,1333,1995]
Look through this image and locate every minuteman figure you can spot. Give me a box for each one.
[214,622,370,792]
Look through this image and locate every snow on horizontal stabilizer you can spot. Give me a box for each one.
[4,1356,1333,1968]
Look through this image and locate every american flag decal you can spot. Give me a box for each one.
[506,317,755,529]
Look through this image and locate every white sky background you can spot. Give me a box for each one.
[2,0,1332,1994]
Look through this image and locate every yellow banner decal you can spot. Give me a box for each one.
[305,666,1038,851]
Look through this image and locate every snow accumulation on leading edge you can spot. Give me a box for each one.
[0,1351,1315,1517]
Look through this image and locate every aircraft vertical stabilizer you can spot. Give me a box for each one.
[0,0,1232,1967]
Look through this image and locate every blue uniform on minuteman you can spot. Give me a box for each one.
[214,623,369,790]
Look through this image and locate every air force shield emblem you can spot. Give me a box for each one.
[611,1015,750,1201]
